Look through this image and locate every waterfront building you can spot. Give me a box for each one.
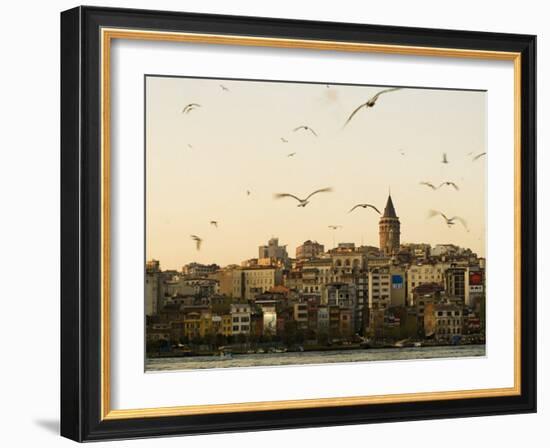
[317,306,330,335]
[183,311,201,340]
[145,268,160,316]
[230,303,252,335]
[425,303,463,342]
[293,303,309,331]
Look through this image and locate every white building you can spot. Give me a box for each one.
[230,304,252,335]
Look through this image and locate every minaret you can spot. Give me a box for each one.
[379,194,401,255]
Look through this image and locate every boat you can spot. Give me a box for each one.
[394,339,410,348]
[219,351,233,359]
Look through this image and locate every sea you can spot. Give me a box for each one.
[146,344,486,371]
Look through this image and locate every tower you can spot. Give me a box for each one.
[379,194,401,255]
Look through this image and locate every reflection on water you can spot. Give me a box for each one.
[146,344,486,371]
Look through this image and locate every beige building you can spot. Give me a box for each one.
[296,240,325,260]
[425,303,463,342]
[407,262,450,303]
[367,269,392,311]
[145,271,160,316]
[232,267,283,300]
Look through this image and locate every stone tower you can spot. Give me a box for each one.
[379,194,400,255]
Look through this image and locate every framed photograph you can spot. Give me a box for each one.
[61,6,536,442]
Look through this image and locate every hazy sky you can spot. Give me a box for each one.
[146,76,486,270]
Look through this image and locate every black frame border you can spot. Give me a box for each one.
[61,6,536,442]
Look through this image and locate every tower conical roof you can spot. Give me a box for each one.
[383,194,397,218]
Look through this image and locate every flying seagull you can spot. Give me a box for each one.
[472,152,487,161]
[420,181,437,190]
[328,225,342,230]
[187,144,193,149]
[438,181,460,191]
[280,137,289,143]
[428,210,469,231]
[287,152,297,158]
[274,187,333,207]
[293,125,318,137]
[219,84,229,92]
[210,221,218,228]
[420,181,459,191]
[182,103,201,114]
[348,203,381,214]
[246,190,251,196]
[441,153,449,164]
[190,234,203,250]
[343,87,401,127]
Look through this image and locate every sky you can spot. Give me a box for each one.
[146,76,486,270]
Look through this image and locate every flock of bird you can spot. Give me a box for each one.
[179,83,486,250]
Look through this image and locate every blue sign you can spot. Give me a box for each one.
[392,275,403,289]
[392,275,403,284]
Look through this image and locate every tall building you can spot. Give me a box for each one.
[258,237,288,264]
[379,194,401,255]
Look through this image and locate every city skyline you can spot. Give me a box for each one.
[146,76,486,270]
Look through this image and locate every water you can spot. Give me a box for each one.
[146,344,486,371]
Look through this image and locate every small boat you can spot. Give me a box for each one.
[394,339,409,348]
[413,342,422,347]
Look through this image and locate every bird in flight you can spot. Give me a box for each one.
[190,234,203,250]
[187,144,193,149]
[438,181,459,191]
[441,153,449,164]
[420,181,437,190]
[220,84,229,92]
[182,103,201,114]
[398,149,406,156]
[280,137,289,143]
[328,225,342,230]
[343,87,401,127]
[420,181,459,191]
[210,221,218,228]
[246,190,251,196]
[472,152,486,161]
[293,125,318,137]
[274,187,333,207]
[428,210,469,231]
[348,203,381,214]
[287,152,297,157]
